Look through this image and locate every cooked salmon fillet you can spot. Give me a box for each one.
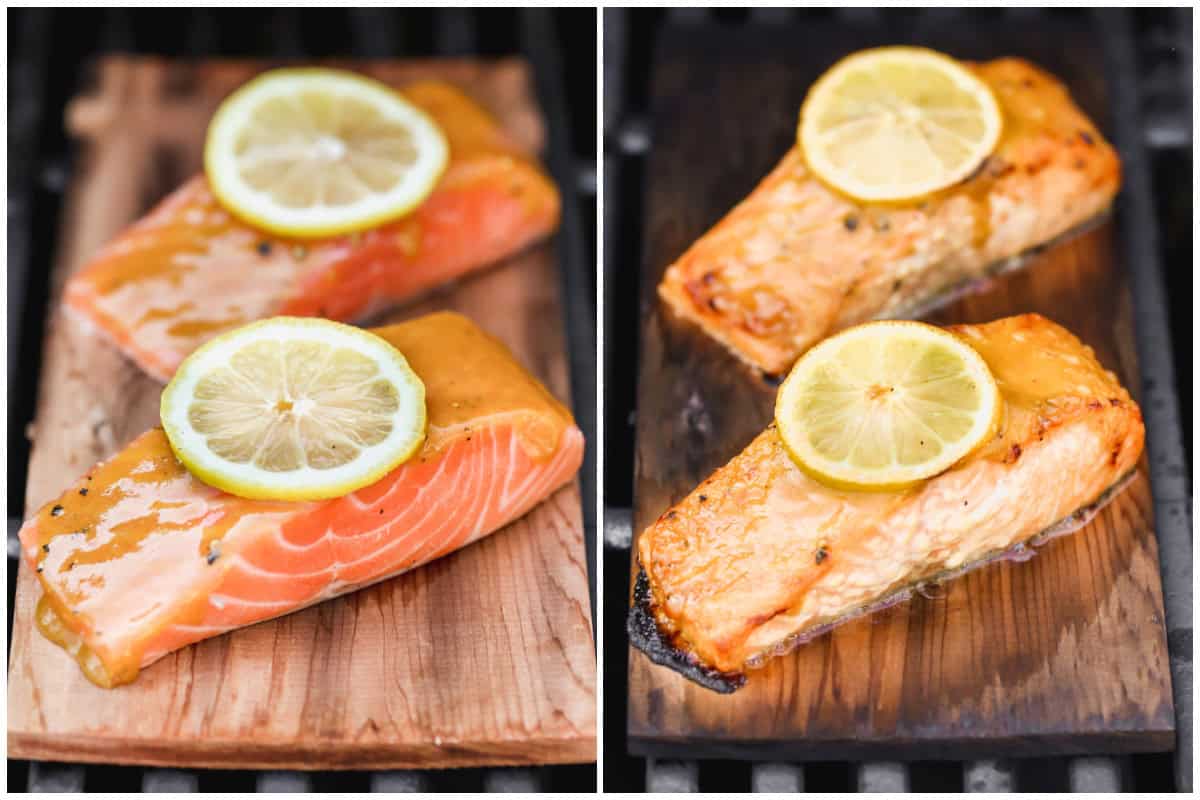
[658,58,1121,377]
[19,312,583,688]
[64,81,561,382]
[631,315,1143,691]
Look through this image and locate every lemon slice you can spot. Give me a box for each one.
[798,46,1002,202]
[204,68,449,238]
[775,320,1001,491]
[161,317,426,501]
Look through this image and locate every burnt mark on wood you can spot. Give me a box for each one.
[627,569,745,694]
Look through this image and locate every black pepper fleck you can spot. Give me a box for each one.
[1079,130,1095,146]
[51,505,64,517]
[699,494,707,503]
[79,487,88,496]
[207,551,219,565]
[42,543,50,553]
[257,240,273,256]
[815,545,828,565]
[843,214,860,231]
[37,566,43,573]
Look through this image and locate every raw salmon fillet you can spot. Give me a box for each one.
[19,312,583,688]
[630,315,1143,692]
[659,58,1122,376]
[64,80,561,382]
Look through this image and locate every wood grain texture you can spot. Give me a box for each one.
[7,56,595,770]
[628,19,1174,761]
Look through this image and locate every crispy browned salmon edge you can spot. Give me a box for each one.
[627,469,1136,694]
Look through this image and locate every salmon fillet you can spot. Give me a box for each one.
[658,58,1122,377]
[19,312,583,688]
[630,315,1143,691]
[64,81,561,382]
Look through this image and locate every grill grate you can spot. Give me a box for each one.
[602,7,1190,793]
[6,7,596,792]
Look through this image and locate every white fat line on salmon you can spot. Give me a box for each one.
[500,428,571,508]
[240,440,463,557]
[208,593,305,611]
[390,428,492,565]
[146,439,580,668]
[227,437,481,579]
[341,425,482,517]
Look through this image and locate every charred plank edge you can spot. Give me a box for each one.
[626,569,746,693]
[628,469,1137,693]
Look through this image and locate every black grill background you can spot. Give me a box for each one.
[602,7,1190,793]
[7,7,597,793]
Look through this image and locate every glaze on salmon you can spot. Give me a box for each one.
[631,315,1143,690]
[65,81,561,382]
[19,312,583,687]
[658,59,1122,376]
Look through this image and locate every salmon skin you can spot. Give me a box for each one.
[658,58,1122,377]
[19,312,583,688]
[64,80,561,382]
[630,315,1144,692]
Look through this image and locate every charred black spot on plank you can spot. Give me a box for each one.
[626,568,745,694]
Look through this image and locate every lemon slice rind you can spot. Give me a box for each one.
[204,68,449,238]
[161,317,426,501]
[775,320,1001,491]
[798,46,1003,203]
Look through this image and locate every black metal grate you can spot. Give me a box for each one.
[6,7,596,792]
[602,7,1190,793]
